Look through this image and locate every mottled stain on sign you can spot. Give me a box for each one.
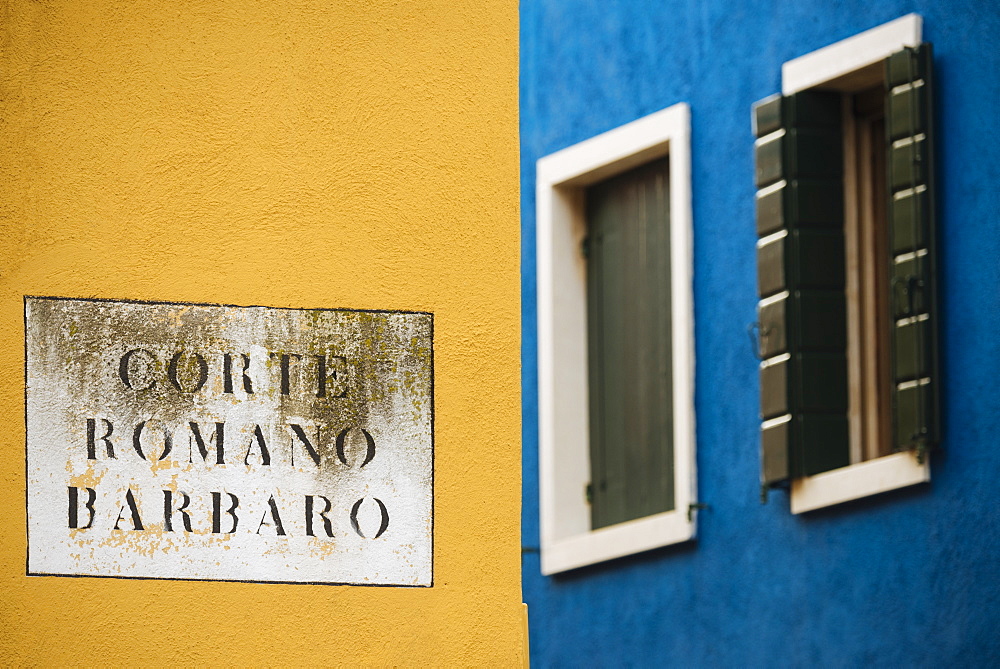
[25,297,433,586]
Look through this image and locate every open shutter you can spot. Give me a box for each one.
[753,92,850,491]
[885,44,938,459]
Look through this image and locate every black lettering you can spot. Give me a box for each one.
[68,486,96,530]
[314,354,348,398]
[163,490,193,532]
[86,418,115,460]
[243,425,271,466]
[335,427,376,468]
[113,489,144,531]
[211,492,239,533]
[256,495,287,536]
[269,352,302,395]
[350,497,389,539]
[119,349,157,390]
[305,495,334,537]
[133,421,172,461]
[289,424,321,467]
[188,422,225,464]
[167,351,208,392]
[223,353,254,394]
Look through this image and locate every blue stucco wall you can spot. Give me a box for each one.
[520,1,1000,666]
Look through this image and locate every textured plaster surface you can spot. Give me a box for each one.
[521,0,1000,666]
[1,0,523,664]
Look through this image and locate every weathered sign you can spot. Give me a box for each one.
[25,297,433,586]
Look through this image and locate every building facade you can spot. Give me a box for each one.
[1,1,524,663]
[522,1,1000,665]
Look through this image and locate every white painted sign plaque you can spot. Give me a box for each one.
[25,297,433,586]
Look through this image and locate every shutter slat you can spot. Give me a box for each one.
[895,382,934,450]
[755,186,786,236]
[761,421,790,484]
[755,134,785,188]
[894,319,932,381]
[890,138,929,190]
[885,43,938,457]
[753,96,784,137]
[891,190,930,252]
[760,360,789,419]
[887,45,933,88]
[888,84,928,140]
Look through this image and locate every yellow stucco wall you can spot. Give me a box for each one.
[0,0,523,664]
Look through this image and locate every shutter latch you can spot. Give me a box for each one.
[892,274,925,317]
[748,321,771,360]
[687,502,709,521]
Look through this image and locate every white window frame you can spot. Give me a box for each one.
[782,14,930,514]
[536,103,696,574]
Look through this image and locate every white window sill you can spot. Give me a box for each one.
[790,450,929,514]
[541,509,695,575]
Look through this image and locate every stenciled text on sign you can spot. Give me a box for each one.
[25,297,433,586]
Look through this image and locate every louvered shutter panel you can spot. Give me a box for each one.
[885,44,938,458]
[753,92,850,489]
[586,157,674,529]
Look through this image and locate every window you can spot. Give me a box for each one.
[752,15,938,513]
[536,103,695,574]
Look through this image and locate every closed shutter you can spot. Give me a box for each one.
[886,44,938,458]
[753,92,850,489]
[586,157,674,529]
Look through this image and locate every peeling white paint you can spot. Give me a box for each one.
[25,297,433,586]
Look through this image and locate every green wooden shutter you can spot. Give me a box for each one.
[885,44,938,458]
[586,157,674,530]
[753,92,850,490]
